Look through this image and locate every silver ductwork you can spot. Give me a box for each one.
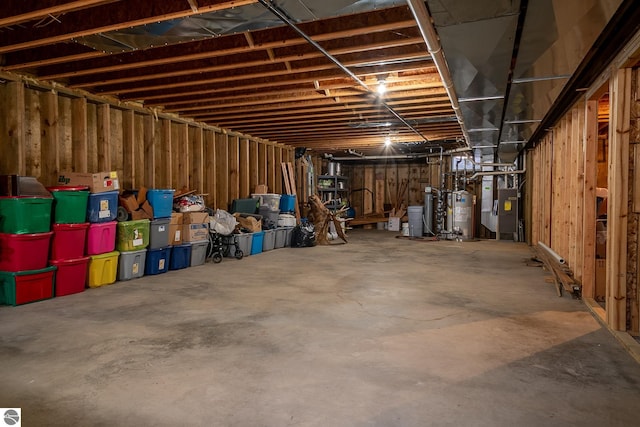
[406,0,471,149]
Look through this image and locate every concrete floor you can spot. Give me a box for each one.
[1,229,640,426]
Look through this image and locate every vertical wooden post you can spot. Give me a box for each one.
[86,103,97,172]
[175,123,189,191]
[72,97,88,173]
[122,110,135,189]
[364,165,375,214]
[96,104,111,171]
[249,140,259,193]
[606,68,632,331]
[24,89,42,177]
[41,91,60,186]
[160,119,172,188]
[543,136,553,245]
[216,132,229,210]
[144,115,156,188]
[258,142,267,187]
[134,114,145,188]
[228,135,240,202]
[2,81,25,175]
[239,138,250,198]
[58,96,72,174]
[267,144,276,193]
[275,146,283,194]
[190,127,204,194]
[582,100,598,299]
[204,130,217,207]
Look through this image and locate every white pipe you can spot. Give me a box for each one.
[469,170,526,180]
[407,0,471,148]
[538,241,565,265]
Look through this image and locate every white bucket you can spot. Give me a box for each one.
[401,222,410,236]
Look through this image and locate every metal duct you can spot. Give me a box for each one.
[258,0,429,142]
[406,0,471,149]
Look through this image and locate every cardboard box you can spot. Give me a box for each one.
[183,211,209,224]
[57,171,120,193]
[254,184,268,194]
[183,223,209,242]
[169,213,184,245]
[388,217,401,232]
[131,200,153,220]
[119,194,139,213]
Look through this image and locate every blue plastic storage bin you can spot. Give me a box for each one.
[145,246,171,275]
[279,194,296,213]
[250,231,264,255]
[169,243,191,270]
[86,191,119,223]
[146,189,175,219]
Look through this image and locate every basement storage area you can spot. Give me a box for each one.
[2,1,640,425]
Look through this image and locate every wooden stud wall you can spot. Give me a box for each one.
[0,81,293,212]
[346,159,447,218]
[529,103,587,280]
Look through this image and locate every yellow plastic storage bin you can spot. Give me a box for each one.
[87,251,119,288]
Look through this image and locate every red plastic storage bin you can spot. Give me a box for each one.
[49,257,89,297]
[0,232,53,272]
[0,266,56,306]
[50,222,89,260]
[86,221,117,255]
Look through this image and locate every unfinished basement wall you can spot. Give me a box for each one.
[527,63,640,335]
[0,80,294,211]
[343,158,449,218]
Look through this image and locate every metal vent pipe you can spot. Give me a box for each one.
[406,0,471,149]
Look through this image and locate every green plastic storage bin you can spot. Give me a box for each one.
[47,186,90,224]
[116,219,150,252]
[0,196,52,234]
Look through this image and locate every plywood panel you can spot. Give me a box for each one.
[173,123,189,191]
[275,146,283,194]
[397,163,409,207]
[159,119,172,189]
[408,164,421,205]
[72,97,88,173]
[364,165,374,214]
[386,163,397,206]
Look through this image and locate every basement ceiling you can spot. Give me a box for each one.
[0,0,631,160]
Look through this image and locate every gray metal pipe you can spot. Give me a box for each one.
[257,0,428,142]
[407,0,471,149]
[329,153,432,161]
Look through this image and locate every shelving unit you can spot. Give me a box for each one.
[317,175,349,210]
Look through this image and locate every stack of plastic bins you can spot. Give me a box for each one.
[146,189,175,220]
[116,219,150,282]
[279,194,296,214]
[262,229,276,251]
[253,193,281,229]
[47,186,91,297]
[169,244,191,270]
[250,231,264,255]
[145,246,171,275]
[0,196,56,305]
[284,226,295,247]
[84,189,119,288]
[232,233,253,257]
[190,240,209,266]
[274,228,287,249]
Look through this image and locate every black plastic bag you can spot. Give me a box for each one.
[291,221,316,247]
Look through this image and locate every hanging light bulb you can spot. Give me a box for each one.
[377,80,387,95]
[384,136,392,147]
